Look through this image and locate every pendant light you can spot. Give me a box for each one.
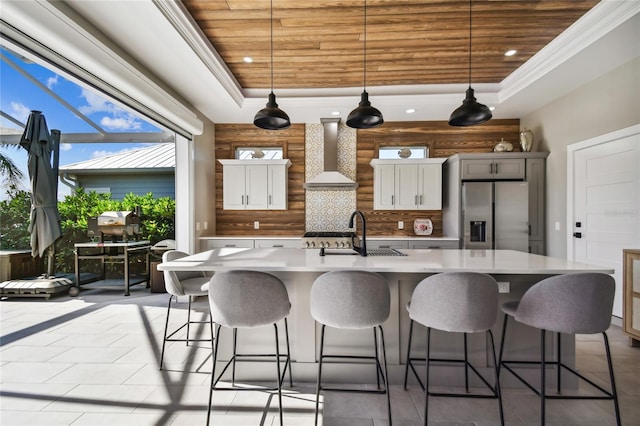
[346,0,384,129]
[254,0,291,130]
[448,0,492,127]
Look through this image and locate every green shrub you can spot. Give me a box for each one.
[0,187,175,274]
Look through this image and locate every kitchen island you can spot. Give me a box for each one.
[159,248,613,387]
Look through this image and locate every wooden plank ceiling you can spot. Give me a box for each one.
[182,0,599,90]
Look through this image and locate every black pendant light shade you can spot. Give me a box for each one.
[347,0,383,129]
[254,0,290,130]
[448,87,492,126]
[254,92,291,130]
[347,91,384,128]
[448,0,491,127]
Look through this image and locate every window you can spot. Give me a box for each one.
[378,146,428,159]
[235,147,283,160]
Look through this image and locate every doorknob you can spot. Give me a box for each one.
[573,232,582,238]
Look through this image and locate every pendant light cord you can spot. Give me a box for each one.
[270,0,274,93]
[363,0,367,91]
[467,0,472,88]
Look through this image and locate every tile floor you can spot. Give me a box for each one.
[1,286,638,426]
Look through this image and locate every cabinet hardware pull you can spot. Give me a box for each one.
[224,244,236,247]
[391,195,394,205]
[415,195,418,205]
[420,195,423,205]
[495,163,499,174]
[241,195,244,205]
[490,163,493,174]
[269,195,272,205]
[273,244,283,247]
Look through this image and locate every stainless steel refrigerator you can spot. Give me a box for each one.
[462,181,529,252]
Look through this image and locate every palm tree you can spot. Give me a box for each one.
[0,145,24,188]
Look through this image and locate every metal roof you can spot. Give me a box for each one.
[59,143,174,174]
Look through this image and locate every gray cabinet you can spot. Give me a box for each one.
[461,158,525,180]
[444,152,548,254]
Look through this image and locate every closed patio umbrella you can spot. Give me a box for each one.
[19,110,62,277]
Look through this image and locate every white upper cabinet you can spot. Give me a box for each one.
[370,159,446,210]
[219,159,291,210]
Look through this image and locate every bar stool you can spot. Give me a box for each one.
[498,272,621,426]
[310,270,392,426]
[404,272,504,426]
[159,250,213,370]
[206,270,292,426]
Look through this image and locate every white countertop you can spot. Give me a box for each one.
[158,248,613,275]
[199,236,459,241]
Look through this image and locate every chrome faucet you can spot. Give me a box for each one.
[348,210,367,256]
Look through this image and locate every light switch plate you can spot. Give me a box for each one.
[254,221,260,229]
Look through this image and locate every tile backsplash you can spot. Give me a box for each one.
[305,122,357,231]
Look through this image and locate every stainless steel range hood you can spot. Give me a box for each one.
[304,118,358,190]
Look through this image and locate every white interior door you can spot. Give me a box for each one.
[568,125,640,318]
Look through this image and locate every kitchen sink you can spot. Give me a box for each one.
[366,248,407,256]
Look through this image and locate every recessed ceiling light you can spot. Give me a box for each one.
[504,49,517,57]
[331,111,340,116]
[406,108,416,114]
[489,106,496,111]
[243,56,254,63]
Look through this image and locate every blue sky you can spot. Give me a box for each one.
[0,47,163,198]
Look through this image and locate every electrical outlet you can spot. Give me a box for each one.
[398,221,404,230]
[196,222,201,231]
[254,221,260,229]
[204,221,208,230]
[555,221,561,231]
[497,282,510,294]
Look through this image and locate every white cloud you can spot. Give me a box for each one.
[11,102,31,123]
[100,116,142,131]
[59,143,72,151]
[78,88,144,131]
[46,75,59,89]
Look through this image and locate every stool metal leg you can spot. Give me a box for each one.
[232,328,238,386]
[274,323,283,426]
[497,313,509,378]
[603,332,622,426]
[423,327,431,426]
[159,294,174,370]
[378,325,392,426]
[541,329,546,426]
[284,318,293,386]
[463,332,469,393]
[488,329,505,426]
[186,296,192,345]
[207,324,222,426]
[315,324,326,426]
[374,327,381,389]
[404,319,414,390]
[557,332,562,393]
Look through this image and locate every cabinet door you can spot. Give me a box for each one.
[245,165,269,209]
[493,158,525,179]
[222,165,247,210]
[526,158,545,244]
[205,239,255,249]
[395,164,419,210]
[368,240,408,249]
[417,164,442,210]
[461,158,525,180]
[374,164,396,210]
[461,159,494,180]
[267,165,287,209]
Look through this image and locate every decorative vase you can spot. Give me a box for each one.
[519,130,533,152]
[413,218,433,236]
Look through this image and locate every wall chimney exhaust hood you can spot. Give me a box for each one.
[304,118,358,190]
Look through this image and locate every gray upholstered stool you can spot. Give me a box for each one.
[206,270,292,426]
[310,270,392,426]
[159,250,213,370]
[404,272,504,426]
[498,272,621,426]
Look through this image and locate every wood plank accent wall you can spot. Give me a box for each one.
[215,124,306,236]
[356,119,521,237]
[215,119,519,237]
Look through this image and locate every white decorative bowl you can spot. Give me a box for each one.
[414,219,433,236]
